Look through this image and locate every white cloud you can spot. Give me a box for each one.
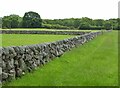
[0,0,119,19]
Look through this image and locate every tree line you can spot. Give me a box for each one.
[0,17,2,28]
[43,18,119,30]
[1,11,119,30]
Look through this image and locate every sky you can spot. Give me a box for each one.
[0,0,119,19]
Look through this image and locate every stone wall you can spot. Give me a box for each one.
[1,30,90,35]
[0,31,104,83]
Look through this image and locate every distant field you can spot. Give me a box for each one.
[2,34,75,47]
[0,28,100,32]
[4,31,118,86]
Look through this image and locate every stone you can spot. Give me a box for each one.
[7,59,14,70]
[19,59,27,72]
[14,60,19,66]
[16,68,22,77]
[2,72,8,80]
[2,61,6,71]
[25,54,32,60]
[8,69,15,80]
[0,67,2,81]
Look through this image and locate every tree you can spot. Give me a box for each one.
[93,19,105,27]
[78,17,92,29]
[0,17,2,28]
[73,19,81,28]
[2,15,20,28]
[10,15,20,28]
[81,17,93,26]
[104,21,112,30]
[22,11,42,28]
[109,19,118,30]
[118,18,120,30]
[79,22,90,29]
[2,16,11,28]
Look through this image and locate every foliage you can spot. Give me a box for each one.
[1,11,119,30]
[104,21,112,30]
[22,11,42,28]
[43,18,119,30]
[93,19,105,27]
[79,22,90,29]
[0,17,2,28]
[2,15,20,28]
[118,18,120,29]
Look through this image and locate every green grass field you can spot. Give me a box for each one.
[1,34,75,47]
[0,28,100,32]
[4,31,118,86]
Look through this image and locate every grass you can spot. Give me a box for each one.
[1,34,75,47]
[0,28,100,32]
[4,31,118,86]
[0,34,1,47]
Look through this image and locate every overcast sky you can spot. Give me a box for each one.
[0,0,119,19]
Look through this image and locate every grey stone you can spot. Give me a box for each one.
[19,59,27,71]
[16,68,22,77]
[2,72,8,79]
[14,60,19,66]
[8,69,15,80]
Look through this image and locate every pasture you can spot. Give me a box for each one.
[1,34,75,47]
[4,31,118,86]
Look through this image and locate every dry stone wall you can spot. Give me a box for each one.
[1,30,90,35]
[0,31,104,83]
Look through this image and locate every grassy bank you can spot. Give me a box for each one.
[4,31,118,86]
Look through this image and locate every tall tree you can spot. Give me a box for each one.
[22,11,42,28]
